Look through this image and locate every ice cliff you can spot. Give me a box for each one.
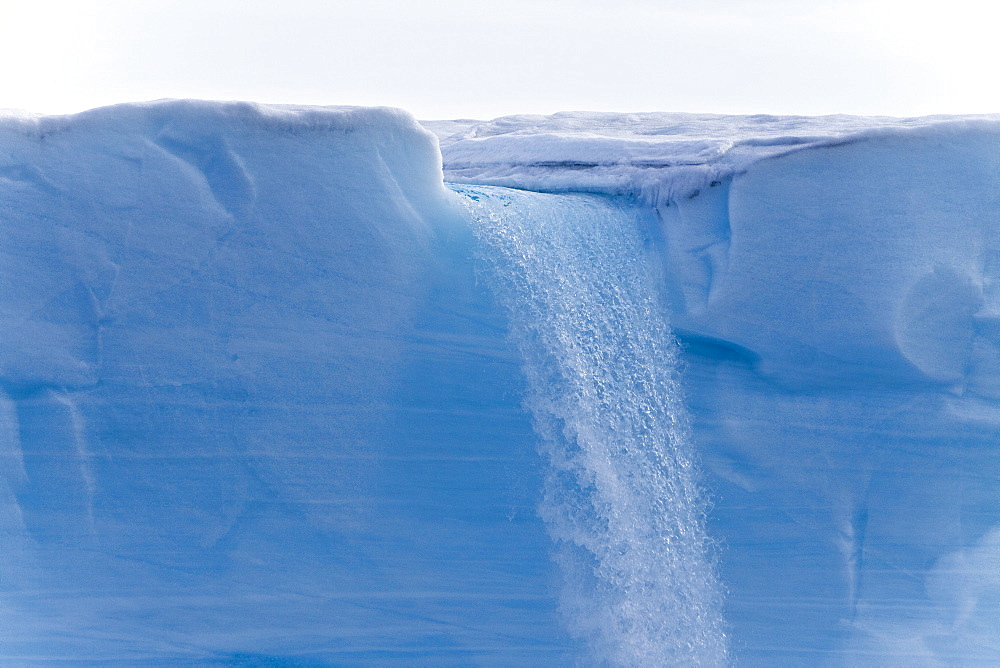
[3,100,1000,665]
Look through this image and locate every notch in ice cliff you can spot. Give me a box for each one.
[430,110,1000,392]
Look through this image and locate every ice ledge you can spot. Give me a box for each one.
[426,111,1000,203]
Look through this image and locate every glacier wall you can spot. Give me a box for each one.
[3,101,1000,665]
[0,101,573,664]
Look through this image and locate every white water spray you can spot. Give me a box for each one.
[457,185,727,665]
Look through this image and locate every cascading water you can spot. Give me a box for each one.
[455,185,727,665]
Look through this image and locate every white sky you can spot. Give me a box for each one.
[1,0,996,119]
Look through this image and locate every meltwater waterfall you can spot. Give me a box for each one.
[456,186,728,665]
[10,102,1000,664]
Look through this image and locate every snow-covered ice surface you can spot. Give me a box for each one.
[3,101,1000,665]
[430,110,1000,203]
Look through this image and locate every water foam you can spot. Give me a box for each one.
[456,185,727,665]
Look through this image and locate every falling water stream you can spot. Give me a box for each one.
[455,185,727,665]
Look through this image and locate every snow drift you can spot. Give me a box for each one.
[3,100,1000,665]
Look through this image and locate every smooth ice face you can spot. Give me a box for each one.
[0,101,573,663]
[678,127,1000,663]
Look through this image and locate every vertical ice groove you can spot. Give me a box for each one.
[456,185,727,665]
[50,388,96,534]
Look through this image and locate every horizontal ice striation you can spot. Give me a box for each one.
[0,100,575,663]
[679,124,1000,664]
[458,185,726,665]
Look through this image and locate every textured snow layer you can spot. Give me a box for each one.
[3,101,1000,664]
[430,110,1000,202]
